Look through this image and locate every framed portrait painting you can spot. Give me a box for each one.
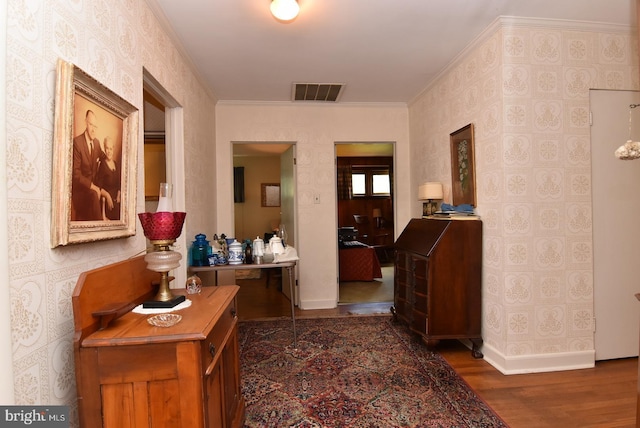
[261,183,281,207]
[450,123,476,206]
[51,59,139,247]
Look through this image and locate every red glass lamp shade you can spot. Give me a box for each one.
[138,212,186,241]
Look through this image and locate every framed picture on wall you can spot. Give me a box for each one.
[261,183,281,207]
[51,59,139,248]
[450,123,476,206]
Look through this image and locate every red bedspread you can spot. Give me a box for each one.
[339,246,383,282]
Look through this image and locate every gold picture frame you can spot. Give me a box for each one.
[450,123,476,206]
[51,59,139,247]
[261,183,281,207]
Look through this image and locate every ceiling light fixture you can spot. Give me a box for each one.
[270,0,299,22]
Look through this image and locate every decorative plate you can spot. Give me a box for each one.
[147,313,182,327]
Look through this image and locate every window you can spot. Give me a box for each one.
[372,172,390,195]
[351,166,390,197]
[352,173,366,195]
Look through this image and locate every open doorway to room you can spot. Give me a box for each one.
[232,142,297,317]
[142,70,187,287]
[142,89,166,213]
[336,143,395,305]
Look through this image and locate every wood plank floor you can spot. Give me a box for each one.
[235,277,638,428]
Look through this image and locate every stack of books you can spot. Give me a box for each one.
[426,210,480,220]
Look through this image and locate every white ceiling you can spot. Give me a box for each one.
[148,0,637,104]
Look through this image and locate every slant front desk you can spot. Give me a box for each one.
[189,261,298,347]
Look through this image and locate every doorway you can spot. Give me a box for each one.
[336,143,395,305]
[591,89,640,360]
[232,142,297,304]
[142,70,186,287]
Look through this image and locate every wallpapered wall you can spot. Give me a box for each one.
[5,0,216,421]
[409,17,638,372]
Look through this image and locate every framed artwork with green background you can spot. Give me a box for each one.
[450,123,476,206]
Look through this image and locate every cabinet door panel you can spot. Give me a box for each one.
[102,383,136,428]
[394,298,410,321]
[411,310,427,335]
[413,293,427,313]
[395,269,409,294]
[413,258,427,279]
[204,361,225,428]
[148,379,181,427]
[223,329,240,421]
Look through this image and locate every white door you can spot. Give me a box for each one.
[280,145,297,304]
[591,89,640,360]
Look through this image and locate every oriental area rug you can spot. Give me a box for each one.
[238,316,507,427]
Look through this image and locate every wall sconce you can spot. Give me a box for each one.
[372,208,382,228]
[418,182,443,217]
[270,0,299,22]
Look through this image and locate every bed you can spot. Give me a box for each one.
[339,241,383,282]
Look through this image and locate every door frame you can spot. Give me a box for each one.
[590,88,640,360]
[143,69,187,288]
[334,142,396,304]
[232,142,298,304]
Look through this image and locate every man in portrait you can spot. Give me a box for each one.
[71,109,105,221]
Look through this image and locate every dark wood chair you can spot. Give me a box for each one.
[353,214,391,263]
[353,214,371,243]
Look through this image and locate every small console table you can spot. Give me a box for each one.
[190,261,298,348]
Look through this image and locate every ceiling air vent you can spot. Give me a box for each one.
[293,83,344,102]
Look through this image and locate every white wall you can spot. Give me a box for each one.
[4,0,216,421]
[409,17,638,373]
[216,103,410,309]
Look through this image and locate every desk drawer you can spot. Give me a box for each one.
[202,299,237,368]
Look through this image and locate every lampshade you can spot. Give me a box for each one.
[270,0,299,21]
[372,208,382,218]
[138,212,186,241]
[418,182,443,200]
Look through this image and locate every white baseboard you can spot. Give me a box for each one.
[298,299,337,310]
[482,342,595,374]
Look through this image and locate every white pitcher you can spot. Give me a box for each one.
[269,236,285,262]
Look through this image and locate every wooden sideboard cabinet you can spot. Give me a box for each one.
[73,256,245,428]
[392,218,483,358]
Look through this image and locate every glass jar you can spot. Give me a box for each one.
[190,234,211,266]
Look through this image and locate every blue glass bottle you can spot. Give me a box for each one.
[190,233,211,266]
